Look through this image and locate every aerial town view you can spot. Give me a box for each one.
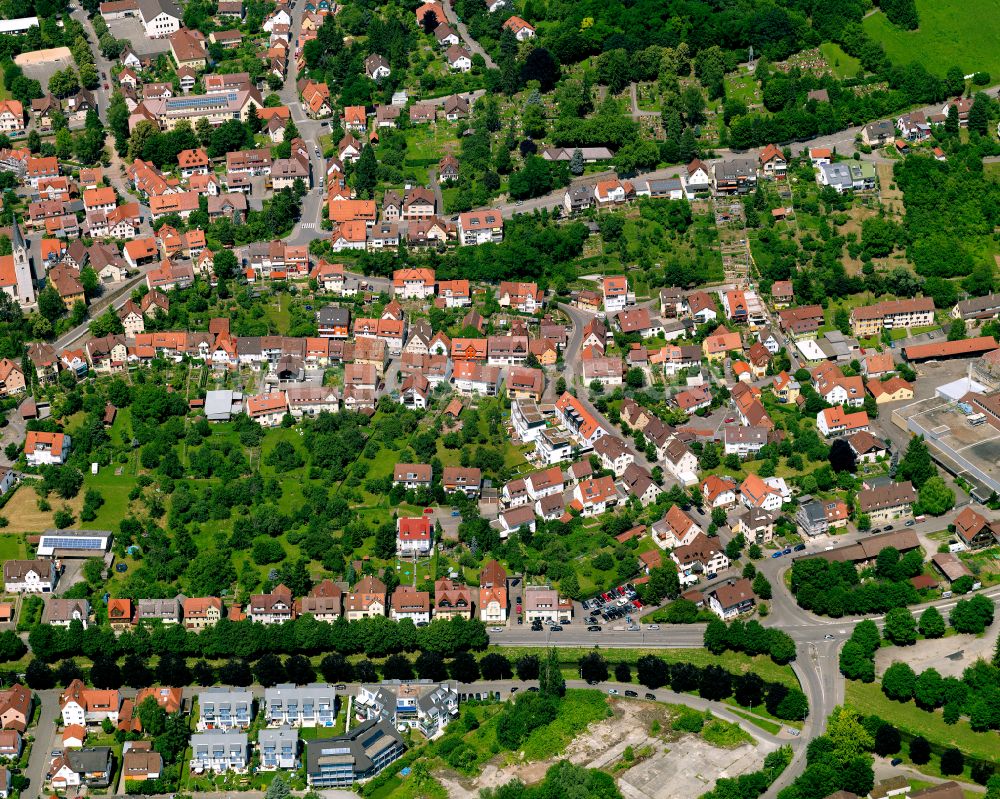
[0,0,998,796]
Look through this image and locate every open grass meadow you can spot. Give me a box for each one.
[818,42,862,79]
[863,0,1000,78]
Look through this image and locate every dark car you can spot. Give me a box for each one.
[527,686,538,692]
[891,758,903,766]
[793,543,806,551]
[587,679,600,685]
[587,625,602,632]
[885,525,894,531]
[624,690,638,697]
[771,551,783,559]
[115,563,128,572]
[782,547,792,555]
[645,693,656,700]
[550,625,563,632]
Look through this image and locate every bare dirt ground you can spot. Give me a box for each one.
[877,162,905,217]
[876,624,1000,680]
[3,483,84,532]
[441,700,775,799]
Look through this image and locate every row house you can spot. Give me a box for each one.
[850,297,935,337]
[487,335,528,366]
[858,481,917,524]
[555,391,606,449]
[264,684,337,728]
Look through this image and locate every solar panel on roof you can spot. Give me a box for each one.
[39,536,104,549]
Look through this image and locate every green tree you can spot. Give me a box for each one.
[897,436,936,488]
[882,661,916,701]
[539,648,565,697]
[947,319,968,341]
[884,607,917,645]
[918,606,946,639]
[968,93,991,137]
[752,572,772,599]
[919,476,955,516]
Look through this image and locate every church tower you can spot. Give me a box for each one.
[11,217,34,306]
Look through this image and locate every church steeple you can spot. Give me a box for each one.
[11,215,24,255]
[11,215,35,306]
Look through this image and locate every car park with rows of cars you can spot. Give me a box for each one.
[582,583,642,624]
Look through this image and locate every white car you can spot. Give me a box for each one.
[647,624,660,630]
[490,626,504,632]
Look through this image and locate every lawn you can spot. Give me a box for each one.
[728,709,782,735]
[862,0,1000,78]
[0,535,24,560]
[818,42,862,79]
[0,70,9,101]
[846,680,1000,765]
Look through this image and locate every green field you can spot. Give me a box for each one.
[0,535,25,561]
[846,680,1000,765]
[863,0,1000,78]
[818,42,862,79]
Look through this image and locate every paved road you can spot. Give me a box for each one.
[629,83,659,120]
[440,0,496,69]
[25,690,59,799]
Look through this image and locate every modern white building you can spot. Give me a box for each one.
[197,689,253,731]
[189,731,249,774]
[354,681,459,738]
[263,684,337,728]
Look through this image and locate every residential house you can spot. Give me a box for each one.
[708,578,755,620]
[397,516,433,556]
[189,731,248,774]
[3,559,57,593]
[390,585,431,624]
[345,576,387,621]
[857,481,917,524]
[478,560,507,623]
[248,584,295,625]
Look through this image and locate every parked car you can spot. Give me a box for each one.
[587,679,600,685]
[490,627,504,632]
[645,693,656,700]
[647,624,660,630]
[782,547,792,555]
[793,543,806,551]
[587,625,602,632]
[905,520,915,526]
[624,690,638,697]
[608,688,618,695]
[550,625,563,632]
[771,551,783,559]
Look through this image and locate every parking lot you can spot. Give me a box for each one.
[14,46,74,91]
[580,582,644,629]
[105,18,171,55]
[902,397,1000,498]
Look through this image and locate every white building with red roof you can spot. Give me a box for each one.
[396,516,433,555]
